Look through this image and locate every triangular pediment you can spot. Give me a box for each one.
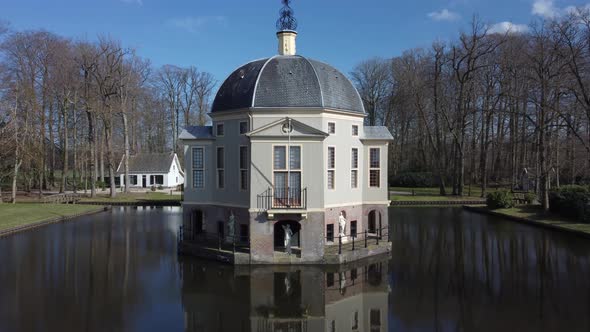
[246,117,329,139]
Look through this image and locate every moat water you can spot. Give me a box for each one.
[1,206,590,332]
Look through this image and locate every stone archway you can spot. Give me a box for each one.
[274,220,301,250]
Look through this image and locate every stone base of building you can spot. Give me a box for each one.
[179,241,392,265]
[181,202,390,265]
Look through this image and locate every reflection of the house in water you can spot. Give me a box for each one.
[180,256,389,332]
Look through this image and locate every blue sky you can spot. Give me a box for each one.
[1,0,588,84]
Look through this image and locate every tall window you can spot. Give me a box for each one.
[273,145,302,206]
[352,125,359,136]
[239,146,248,190]
[216,123,224,137]
[352,310,359,330]
[327,224,334,242]
[327,146,335,189]
[351,148,358,188]
[216,147,224,189]
[192,147,204,188]
[369,147,380,188]
[328,122,336,134]
[370,309,381,331]
[239,121,249,135]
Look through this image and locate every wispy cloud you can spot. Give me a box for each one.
[531,0,590,18]
[489,21,529,34]
[120,0,143,6]
[428,9,461,22]
[564,4,590,15]
[167,16,228,33]
[532,0,558,18]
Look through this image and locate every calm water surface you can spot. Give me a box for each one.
[1,206,590,332]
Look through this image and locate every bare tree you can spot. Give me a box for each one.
[351,58,391,126]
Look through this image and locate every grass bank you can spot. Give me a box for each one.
[465,205,590,238]
[0,203,105,233]
[80,192,181,203]
[390,186,491,204]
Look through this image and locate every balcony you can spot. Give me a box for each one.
[257,187,307,211]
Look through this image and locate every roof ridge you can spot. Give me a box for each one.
[301,56,325,109]
[251,56,279,108]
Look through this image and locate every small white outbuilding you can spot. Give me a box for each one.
[116,152,184,189]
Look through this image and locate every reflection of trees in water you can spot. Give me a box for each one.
[0,207,182,332]
[390,207,590,331]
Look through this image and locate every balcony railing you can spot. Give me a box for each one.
[257,187,307,210]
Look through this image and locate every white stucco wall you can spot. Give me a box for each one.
[181,109,391,210]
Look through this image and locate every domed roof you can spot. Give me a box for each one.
[211,55,365,114]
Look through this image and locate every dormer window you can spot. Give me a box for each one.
[328,122,336,134]
[216,123,224,137]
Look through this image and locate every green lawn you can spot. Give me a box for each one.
[390,195,485,202]
[488,206,590,235]
[80,192,181,203]
[0,203,104,232]
[390,186,498,202]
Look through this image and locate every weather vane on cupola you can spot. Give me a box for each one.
[276,0,298,31]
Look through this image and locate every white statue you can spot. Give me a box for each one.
[284,275,291,295]
[338,212,347,242]
[283,224,293,255]
[227,211,236,243]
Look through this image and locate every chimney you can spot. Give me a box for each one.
[277,30,297,56]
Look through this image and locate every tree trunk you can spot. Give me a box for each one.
[11,156,21,204]
[61,104,68,193]
[104,114,117,198]
[86,111,96,198]
[99,130,105,185]
[123,112,130,193]
[73,101,78,193]
[49,102,56,188]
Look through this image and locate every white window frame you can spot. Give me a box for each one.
[239,121,249,135]
[369,147,380,188]
[328,122,336,134]
[272,144,303,189]
[327,146,336,190]
[352,125,359,136]
[192,147,205,189]
[216,146,225,189]
[351,147,359,189]
[216,122,224,137]
[239,145,248,191]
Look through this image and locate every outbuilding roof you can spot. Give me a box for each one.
[116,153,179,174]
[211,55,365,114]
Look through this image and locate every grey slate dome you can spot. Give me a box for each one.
[212,55,365,114]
